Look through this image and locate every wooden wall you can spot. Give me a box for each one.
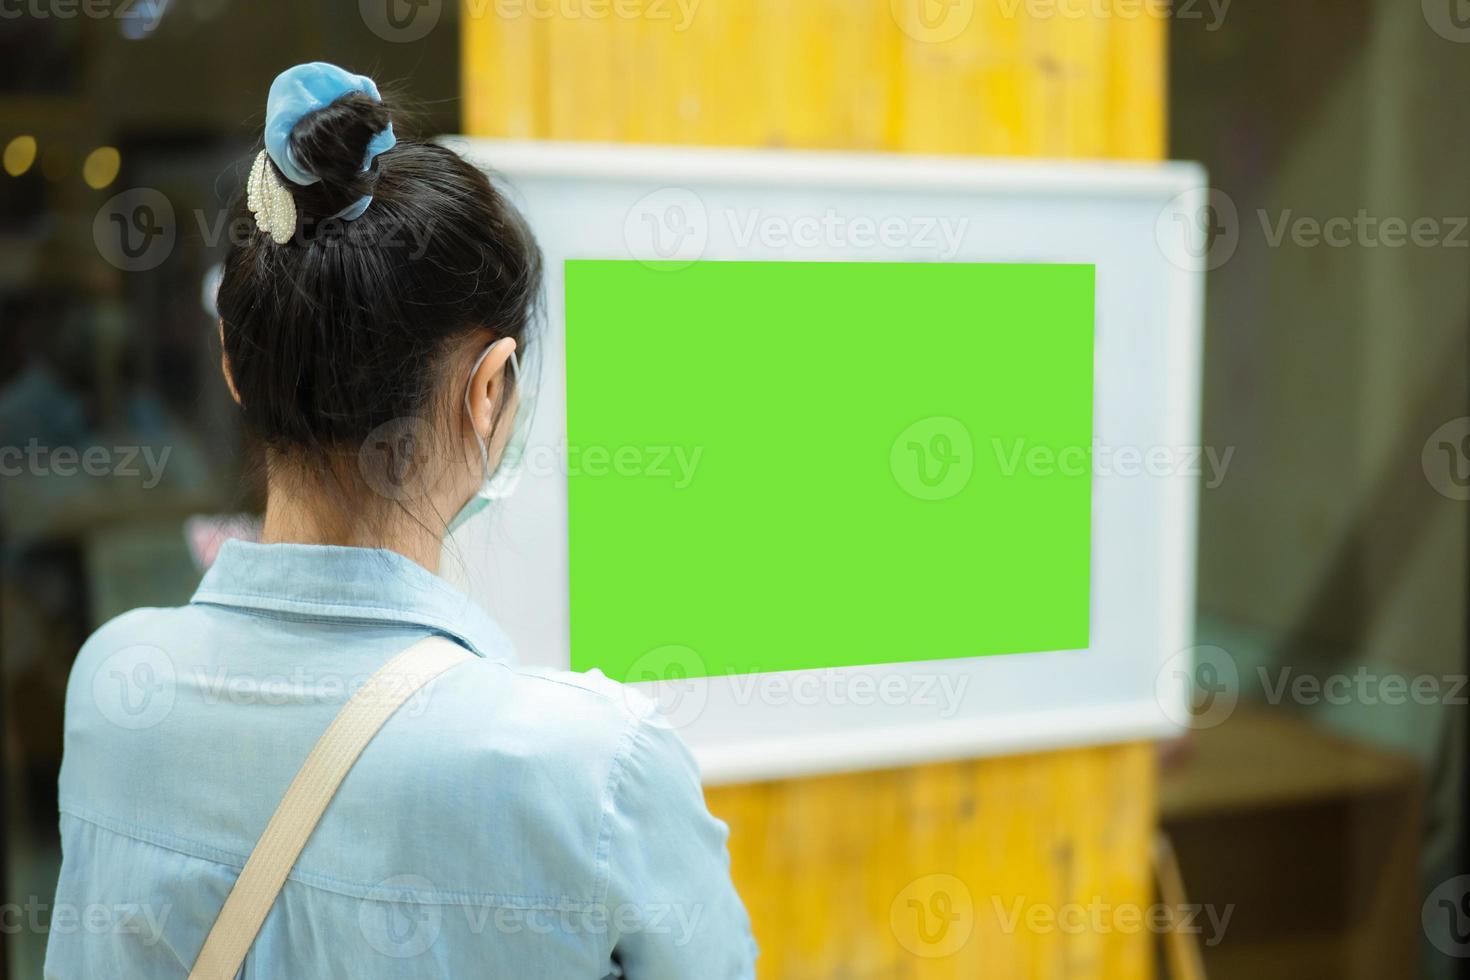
[462,3,1166,976]
[462,0,1163,158]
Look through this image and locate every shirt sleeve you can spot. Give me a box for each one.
[602,706,758,979]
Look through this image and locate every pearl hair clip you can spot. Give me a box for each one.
[246,150,297,246]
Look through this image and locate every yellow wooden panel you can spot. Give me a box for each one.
[544,3,618,140]
[1105,5,1168,158]
[460,3,1166,977]
[463,0,1164,155]
[706,744,1157,978]
[459,1,543,139]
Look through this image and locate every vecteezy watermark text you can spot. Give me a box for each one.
[726,670,969,718]
[996,0,1230,30]
[1158,189,1470,272]
[623,189,973,268]
[357,876,705,960]
[725,209,969,259]
[94,188,434,273]
[0,898,171,944]
[1157,645,1470,732]
[1258,210,1469,250]
[1260,667,1468,707]
[524,443,703,488]
[193,666,444,717]
[992,438,1235,489]
[469,0,700,29]
[622,646,973,730]
[0,441,171,488]
[0,0,165,21]
[990,896,1234,947]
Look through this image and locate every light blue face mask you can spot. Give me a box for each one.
[448,340,538,533]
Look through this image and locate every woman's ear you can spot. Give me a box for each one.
[219,320,241,406]
[467,337,518,441]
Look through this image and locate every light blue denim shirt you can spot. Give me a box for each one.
[45,540,756,978]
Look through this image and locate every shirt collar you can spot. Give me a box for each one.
[191,539,514,663]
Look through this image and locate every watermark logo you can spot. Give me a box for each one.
[891,416,974,501]
[192,665,445,716]
[1423,417,1470,501]
[93,188,176,272]
[623,191,969,267]
[360,0,441,42]
[1424,875,1470,958]
[890,0,975,43]
[1156,187,1239,272]
[94,191,435,273]
[624,188,709,269]
[891,874,975,958]
[1423,0,1470,43]
[359,417,438,503]
[621,657,970,728]
[93,644,176,730]
[622,645,709,729]
[1159,188,1470,271]
[356,877,703,951]
[359,875,443,959]
[1156,645,1239,730]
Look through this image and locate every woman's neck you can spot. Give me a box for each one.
[260,487,444,574]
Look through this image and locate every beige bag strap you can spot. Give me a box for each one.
[188,636,473,980]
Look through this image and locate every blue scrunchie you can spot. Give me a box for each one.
[264,62,397,221]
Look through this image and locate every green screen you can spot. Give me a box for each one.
[565,260,1094,681]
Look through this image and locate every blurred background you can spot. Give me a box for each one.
[1,1,1466,978]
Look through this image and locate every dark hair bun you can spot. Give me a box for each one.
[286,92,392,220]
[220,117,543,470]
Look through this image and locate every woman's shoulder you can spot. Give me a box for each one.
[64,604,204,720]
[436,655,672,763]
[65,601,696,799]
[353,656,704,882]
